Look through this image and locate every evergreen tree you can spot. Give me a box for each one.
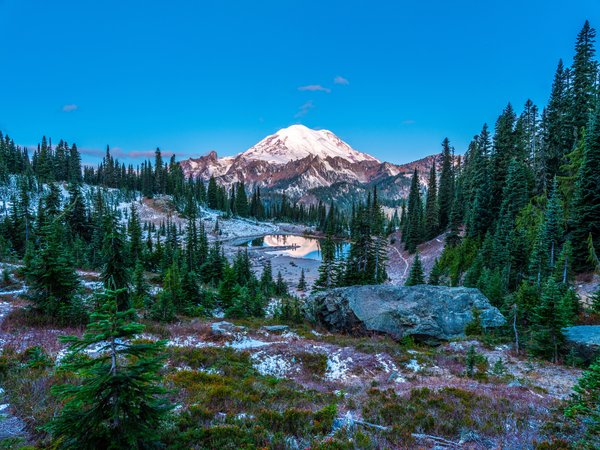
[234,182,249,217]
[571,21,598,136]
[405,251,425,286]
[571,99,600,272]
[274,270,288,296]
[428,258,443,285]
[424,163,439,239]
[260,260,274,297]
[313,233,338,291]
[437,138,454,230]
[297,268,307,292]
[46,289,172,449]
[565,357,600,446]
[25,221,80,320]
[207,176,218,209]
[101,213,130,311]
[404,168,423,253]
[530,278,571,362]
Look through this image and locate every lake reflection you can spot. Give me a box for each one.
[239,234,349,261]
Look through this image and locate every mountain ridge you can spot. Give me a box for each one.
[179,125,437,205]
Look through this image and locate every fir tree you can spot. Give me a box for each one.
[313,233,338,291]
[404,168,423,253]
[25,221,80,320]
[274,270,288,296]
[101,213,130,311]
[571,99,600,272]
[297,268,307,292]
[571,21,598,135]
[565,357,600,445]
[437,138,454,230]
[424,163,439,239]
[405,251,425,286]
[46,289,172,449]
[260,260,274,297]
[530,278,570,362]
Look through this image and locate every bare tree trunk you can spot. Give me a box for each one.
[512,304,519,355]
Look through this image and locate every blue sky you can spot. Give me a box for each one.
[0,0,598,165]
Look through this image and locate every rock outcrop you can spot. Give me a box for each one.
[305,285,506,340]
[564,325,600,362]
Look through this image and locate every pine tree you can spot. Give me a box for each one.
[428,258,443,285]
[46,289,172,449]
[207,176,218,209]
[571,98,600,272]
[101,213,130,311]
[541,60,573,189]
[313,233,338,291]
[218,266,238,310]
[274,270,288,296]
[437,138,454,230]
[128,204,143,264]
[25,221,80,320]
[530,278,570,362]
[260,260,274,296]
[424,163,438,239]
[405,251,425,286]
[234,181,249,217]
[571,21,597,136]
[565,357,600,444]
[404,169,423,253]
[491,104,518,217]
[297,268,307,291]
[131,260,149,309]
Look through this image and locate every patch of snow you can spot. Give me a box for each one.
[406,359,422,372]
[165,336,215,349]
[325,351,353,381]
[251,352,293,378]
[226,337,271,350]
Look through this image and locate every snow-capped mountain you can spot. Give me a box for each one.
[241,125,379,165]
[180,124,435,205]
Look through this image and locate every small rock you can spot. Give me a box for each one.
[211,321,244,335]
[261,325,289,333]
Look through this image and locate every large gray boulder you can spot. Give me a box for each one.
[305,285,506,340]
[563,325,600,362]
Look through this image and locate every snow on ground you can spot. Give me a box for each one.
[405,359,423,372]
[251,352,294,378]
[226,336,273,350]
[325,350,354,381]
[165,336,217,349]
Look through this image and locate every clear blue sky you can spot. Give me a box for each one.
[0,0,598,165]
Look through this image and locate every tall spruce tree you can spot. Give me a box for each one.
[571,21,597,136]
[571,99,600,272]
[424,162,439,239]
[404,168,423,253]
[405,251,425,286]
[46,289,171,449]
[437,138,454,230]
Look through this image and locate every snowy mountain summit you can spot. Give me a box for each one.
[240,124,379,165]
[180,124,432,203]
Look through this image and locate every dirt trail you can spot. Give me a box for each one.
[387,231,447,285]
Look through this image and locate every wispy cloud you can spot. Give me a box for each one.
[294,100,315,118]
[79,147,179,160]
[62,104,78,112]
[298,85,331,94]
[401,119,416,125]
[334,76,349,85]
